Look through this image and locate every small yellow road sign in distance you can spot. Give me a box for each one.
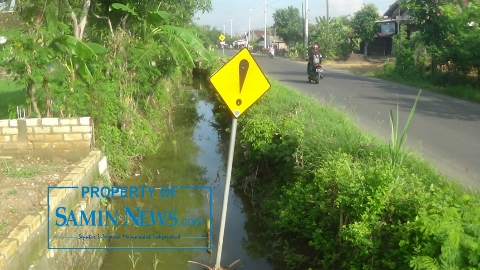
[209,48,271,118]
[219,34,226,41]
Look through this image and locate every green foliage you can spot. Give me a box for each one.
[287,42,307,59]
[109,3,212,68]
[400,0,480,87]
[0,0,215,181]
[310,16,357,57]
[96,0,212,28]
[351,4,380,55]
[388,90,421,179]
[50,35,107,84]
[401,0,450,47]
[392,27,417,77]
[272,6,303,47]
[211,79,480,269]
[189,24,223,49]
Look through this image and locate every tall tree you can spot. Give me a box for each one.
[272,6,303,47]
[401,0,464,80]
[351,4,379,58]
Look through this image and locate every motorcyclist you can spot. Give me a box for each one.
[307,42,321,74]
[269,45,275,57]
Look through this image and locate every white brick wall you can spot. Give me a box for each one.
[0,117,94,153]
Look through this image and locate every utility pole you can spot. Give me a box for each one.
[230,19,233,38]
[223,24,226,36]
[246,7,254,46]
[302,2,304,49]
[326,0,329,54]
[304,0,309,48]
[264,0,267,50]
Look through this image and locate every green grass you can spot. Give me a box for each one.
[365,70,480,103]
[0,80,26,119]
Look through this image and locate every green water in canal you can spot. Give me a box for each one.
[99,86,273,270]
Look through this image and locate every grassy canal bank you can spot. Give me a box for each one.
[211,79,480,270]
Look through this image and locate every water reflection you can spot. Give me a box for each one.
[99,85,272,269]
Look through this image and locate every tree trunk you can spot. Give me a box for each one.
[27,80,42,118]
[363,40,369,60]
[65,0,90,41]
[430,57,435,83]
[25,62,42,118]
[477,65,480,87]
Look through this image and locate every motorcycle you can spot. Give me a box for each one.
[307,54,324,84]
[268,48,275,58]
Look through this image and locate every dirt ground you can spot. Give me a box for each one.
[289,52,389,74]
[322,53,390,74]
[0,156,78,243]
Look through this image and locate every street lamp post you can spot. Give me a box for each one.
[230,19,233,38]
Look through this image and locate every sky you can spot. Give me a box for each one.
[195,0,396,36]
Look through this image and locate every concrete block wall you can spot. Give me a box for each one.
[0,117,93,155]
[0,150,111,270]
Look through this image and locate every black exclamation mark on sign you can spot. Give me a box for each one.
[237,59,249,106]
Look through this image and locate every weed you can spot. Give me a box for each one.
[128,244,141,269]
[152,254,161,270]
[100,198,109,207]
[0,220,8,234]
[6,189,17,195]
[188,259,242,270]
[388,90,422,179]
[10,208,17,214]
[0,160,58,178]
[172,140,178,154]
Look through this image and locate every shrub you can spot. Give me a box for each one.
[212,79,480,270]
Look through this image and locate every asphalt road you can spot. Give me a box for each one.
[221,49,480,189]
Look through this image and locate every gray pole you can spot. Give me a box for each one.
[302,3,304,47]
[264,0,267,50]
[247,7,254,46]
[214,117,238,268]
[326,0,329,53]
[230,19,233,38]
[304,0,309,47]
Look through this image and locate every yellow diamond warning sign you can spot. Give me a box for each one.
[209,48,271,118]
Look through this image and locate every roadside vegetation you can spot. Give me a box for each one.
[212,79,480,270]
[0,0,224,180]
[273,0,480,103]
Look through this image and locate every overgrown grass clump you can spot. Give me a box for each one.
[213,80,480,270]
[370,61,480,104]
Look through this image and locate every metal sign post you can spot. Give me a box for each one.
[219,34,226,55]
[214,116,237,268]
[209,48,271,269]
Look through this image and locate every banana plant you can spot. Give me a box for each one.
[50,35,107,86]
[109,3,212,68]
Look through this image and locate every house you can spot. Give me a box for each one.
[246,29,288,51]
[360,1,415,56]
[365,0,473,55]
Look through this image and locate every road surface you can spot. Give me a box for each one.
[221,50,480,189]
